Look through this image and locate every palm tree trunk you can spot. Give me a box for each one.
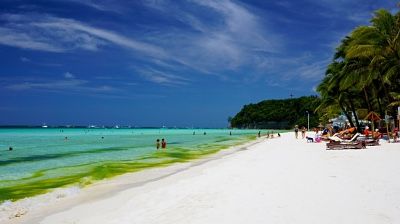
[339,100,355,127]
[363,87,372,112]
[378,73,391,106]
[377,97,384,117]
[348,97,361,132]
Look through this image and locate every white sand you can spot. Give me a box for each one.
[5,133,400,224]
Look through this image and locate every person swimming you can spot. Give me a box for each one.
[156,139,160,149]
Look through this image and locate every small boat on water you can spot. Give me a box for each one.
[42,124,48,128]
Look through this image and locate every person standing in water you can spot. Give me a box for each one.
[161,139,167,149]
[156,139,160,150]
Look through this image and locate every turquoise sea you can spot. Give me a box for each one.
[0,128,266,202]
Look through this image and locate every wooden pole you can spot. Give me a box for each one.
[397,107,400,142]
[371,119,374,139]
[385,111,391,143]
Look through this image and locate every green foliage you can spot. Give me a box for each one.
[317,8,400,130]
[231,96,321,129]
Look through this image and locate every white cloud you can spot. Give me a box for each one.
[33,17,166,57]
[7,79,87,91]
[0,27,65,52]
[295,60,329,79]
[51,0,127,14]
[278,56,330,81]
[20,57,31,62]
[308,0,390,24]
[142,0,282,77]
[64,72,75,79]
[0,13,165,57]
[0,2,284,84]
[5,74,115,94]
[138,68,189,86]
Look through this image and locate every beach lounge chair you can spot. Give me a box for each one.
[326,133,366,150]
[328,133,360,142]
[357,134,380,146]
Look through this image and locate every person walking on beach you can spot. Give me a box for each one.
[294,125,299,139]
[301,126,306,139]
[156,139,160,150]
[161,139,167,149]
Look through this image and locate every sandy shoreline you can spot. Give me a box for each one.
[2,136,264,224]
[3,132,400,224]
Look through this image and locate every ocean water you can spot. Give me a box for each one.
[0,128,266,202]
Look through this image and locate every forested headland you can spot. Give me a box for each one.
[230,96,321,129]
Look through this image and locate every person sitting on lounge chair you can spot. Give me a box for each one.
[373,129,382,139]
[363,126,371,136]
[329,133,361,143]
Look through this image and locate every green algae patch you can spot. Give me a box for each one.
[0,145,140,167]
[0,137,256,202]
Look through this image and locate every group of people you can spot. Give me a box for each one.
[363,126,399,141]
[295,122,400,142]
[257,131,280,138]
[156,138,167,150]
[362,126,382,139]
[294,125,308,139]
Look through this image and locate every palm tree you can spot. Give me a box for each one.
[316,61,357,128]
[346,9,400,114]
[318,9,400,131]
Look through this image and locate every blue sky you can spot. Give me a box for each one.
[0,0,397,127]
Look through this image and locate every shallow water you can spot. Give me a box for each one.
[0,128,267,201]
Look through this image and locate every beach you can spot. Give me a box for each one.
[4,132,400,224]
